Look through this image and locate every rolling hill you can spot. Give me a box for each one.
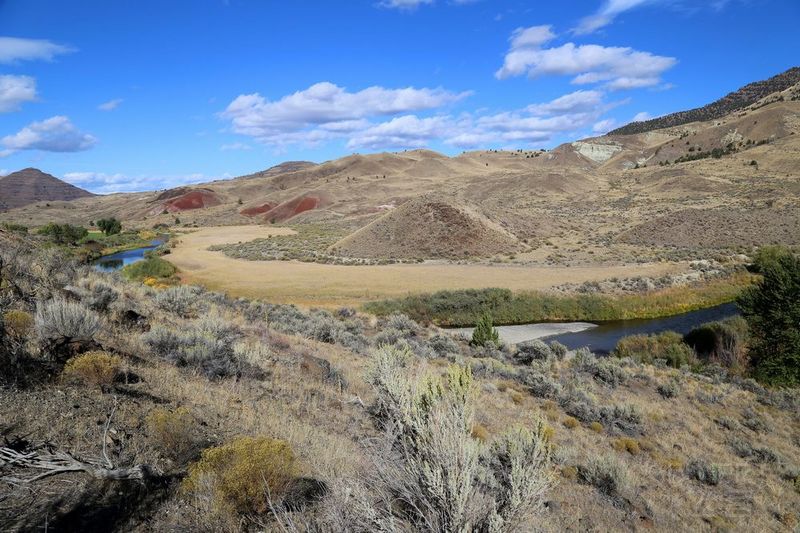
[0,168,95,212]
[0,67,798,264]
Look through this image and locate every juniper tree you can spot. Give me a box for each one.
[471,311,500,347]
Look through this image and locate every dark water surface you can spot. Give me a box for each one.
[93,240,163,272]
[542,302,739,354]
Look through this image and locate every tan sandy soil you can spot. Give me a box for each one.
[168,226,690,307]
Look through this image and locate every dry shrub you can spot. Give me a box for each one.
[510,390,525,405]
[146,407,198,461]
[35,298,101,342]
[611,437,641,455]
[580,454,631,497]
[61,351,121,388]
[182,436,298,516]
[3,310,33,338]
[349,345,553,532]
[686,459,721,485]
[563,416,579,429]
[561,465,578,480]
[471,423,490,442]
[590,421,603,433]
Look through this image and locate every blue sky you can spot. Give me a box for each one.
[0,0,798,193]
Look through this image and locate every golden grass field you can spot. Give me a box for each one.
[168,225,689,307]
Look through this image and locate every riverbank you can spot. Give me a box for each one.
[83,230,167,259]
[363,271,754,326]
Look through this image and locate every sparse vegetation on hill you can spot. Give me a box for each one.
[0,168,94,212]
[609,66,800,135]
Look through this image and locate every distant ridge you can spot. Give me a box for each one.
[241,161,317,180]
[0,168,95,212]
[609,66,800,135]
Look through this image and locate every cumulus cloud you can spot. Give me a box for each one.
[0,75,37,112]
[221,81,470,146]
[496,26,676,90]
[347,115,452,150]
[1,116,97,157]
[347,90,621,150]
[632,111,651,121]
[0,36,75,64]
[222,81,623,151]
[526,89,604,115]
[574,0,651,34]
[63,171,213,194]
[98,98,123,111]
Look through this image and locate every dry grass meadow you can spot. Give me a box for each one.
[167,226,688,306]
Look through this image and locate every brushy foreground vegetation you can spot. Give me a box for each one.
[1,231,799,532]
[364,271,753,326]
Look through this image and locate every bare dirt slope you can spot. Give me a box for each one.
[331,195,520,260]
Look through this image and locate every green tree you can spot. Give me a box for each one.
[96,217,122,236]
[737,249,800,386]
[37,223,88,245]
[471,311,500,347]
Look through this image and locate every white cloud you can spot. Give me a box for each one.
[378,0,479,9]
[379,0,433,9]
[63,171,211,194]
[223,81,622,152]
[98,98,123,111]
[1,116,97,156]
[0,36,75,64]
[574,0,651,34]
[346,90,621,150]
[509,25,556,49]
[592,118,617,133]
[632,111,651,121]
[222,81,470,146]
[0,75,37,112]
[496,26,676,90]
[526,90,604,115]
[0,169,9,177]
[347,115,452,150]
[605,76,661,90]
[220,142,252,151]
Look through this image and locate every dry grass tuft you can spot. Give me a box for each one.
[146,407,198,461]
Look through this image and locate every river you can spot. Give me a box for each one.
[452,302,739,354]
[93,240,164,272]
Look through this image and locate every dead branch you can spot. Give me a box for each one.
[101,396,119,469]
[0,396,152,484]
[0,447,152,483]
[343,395,365,408]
